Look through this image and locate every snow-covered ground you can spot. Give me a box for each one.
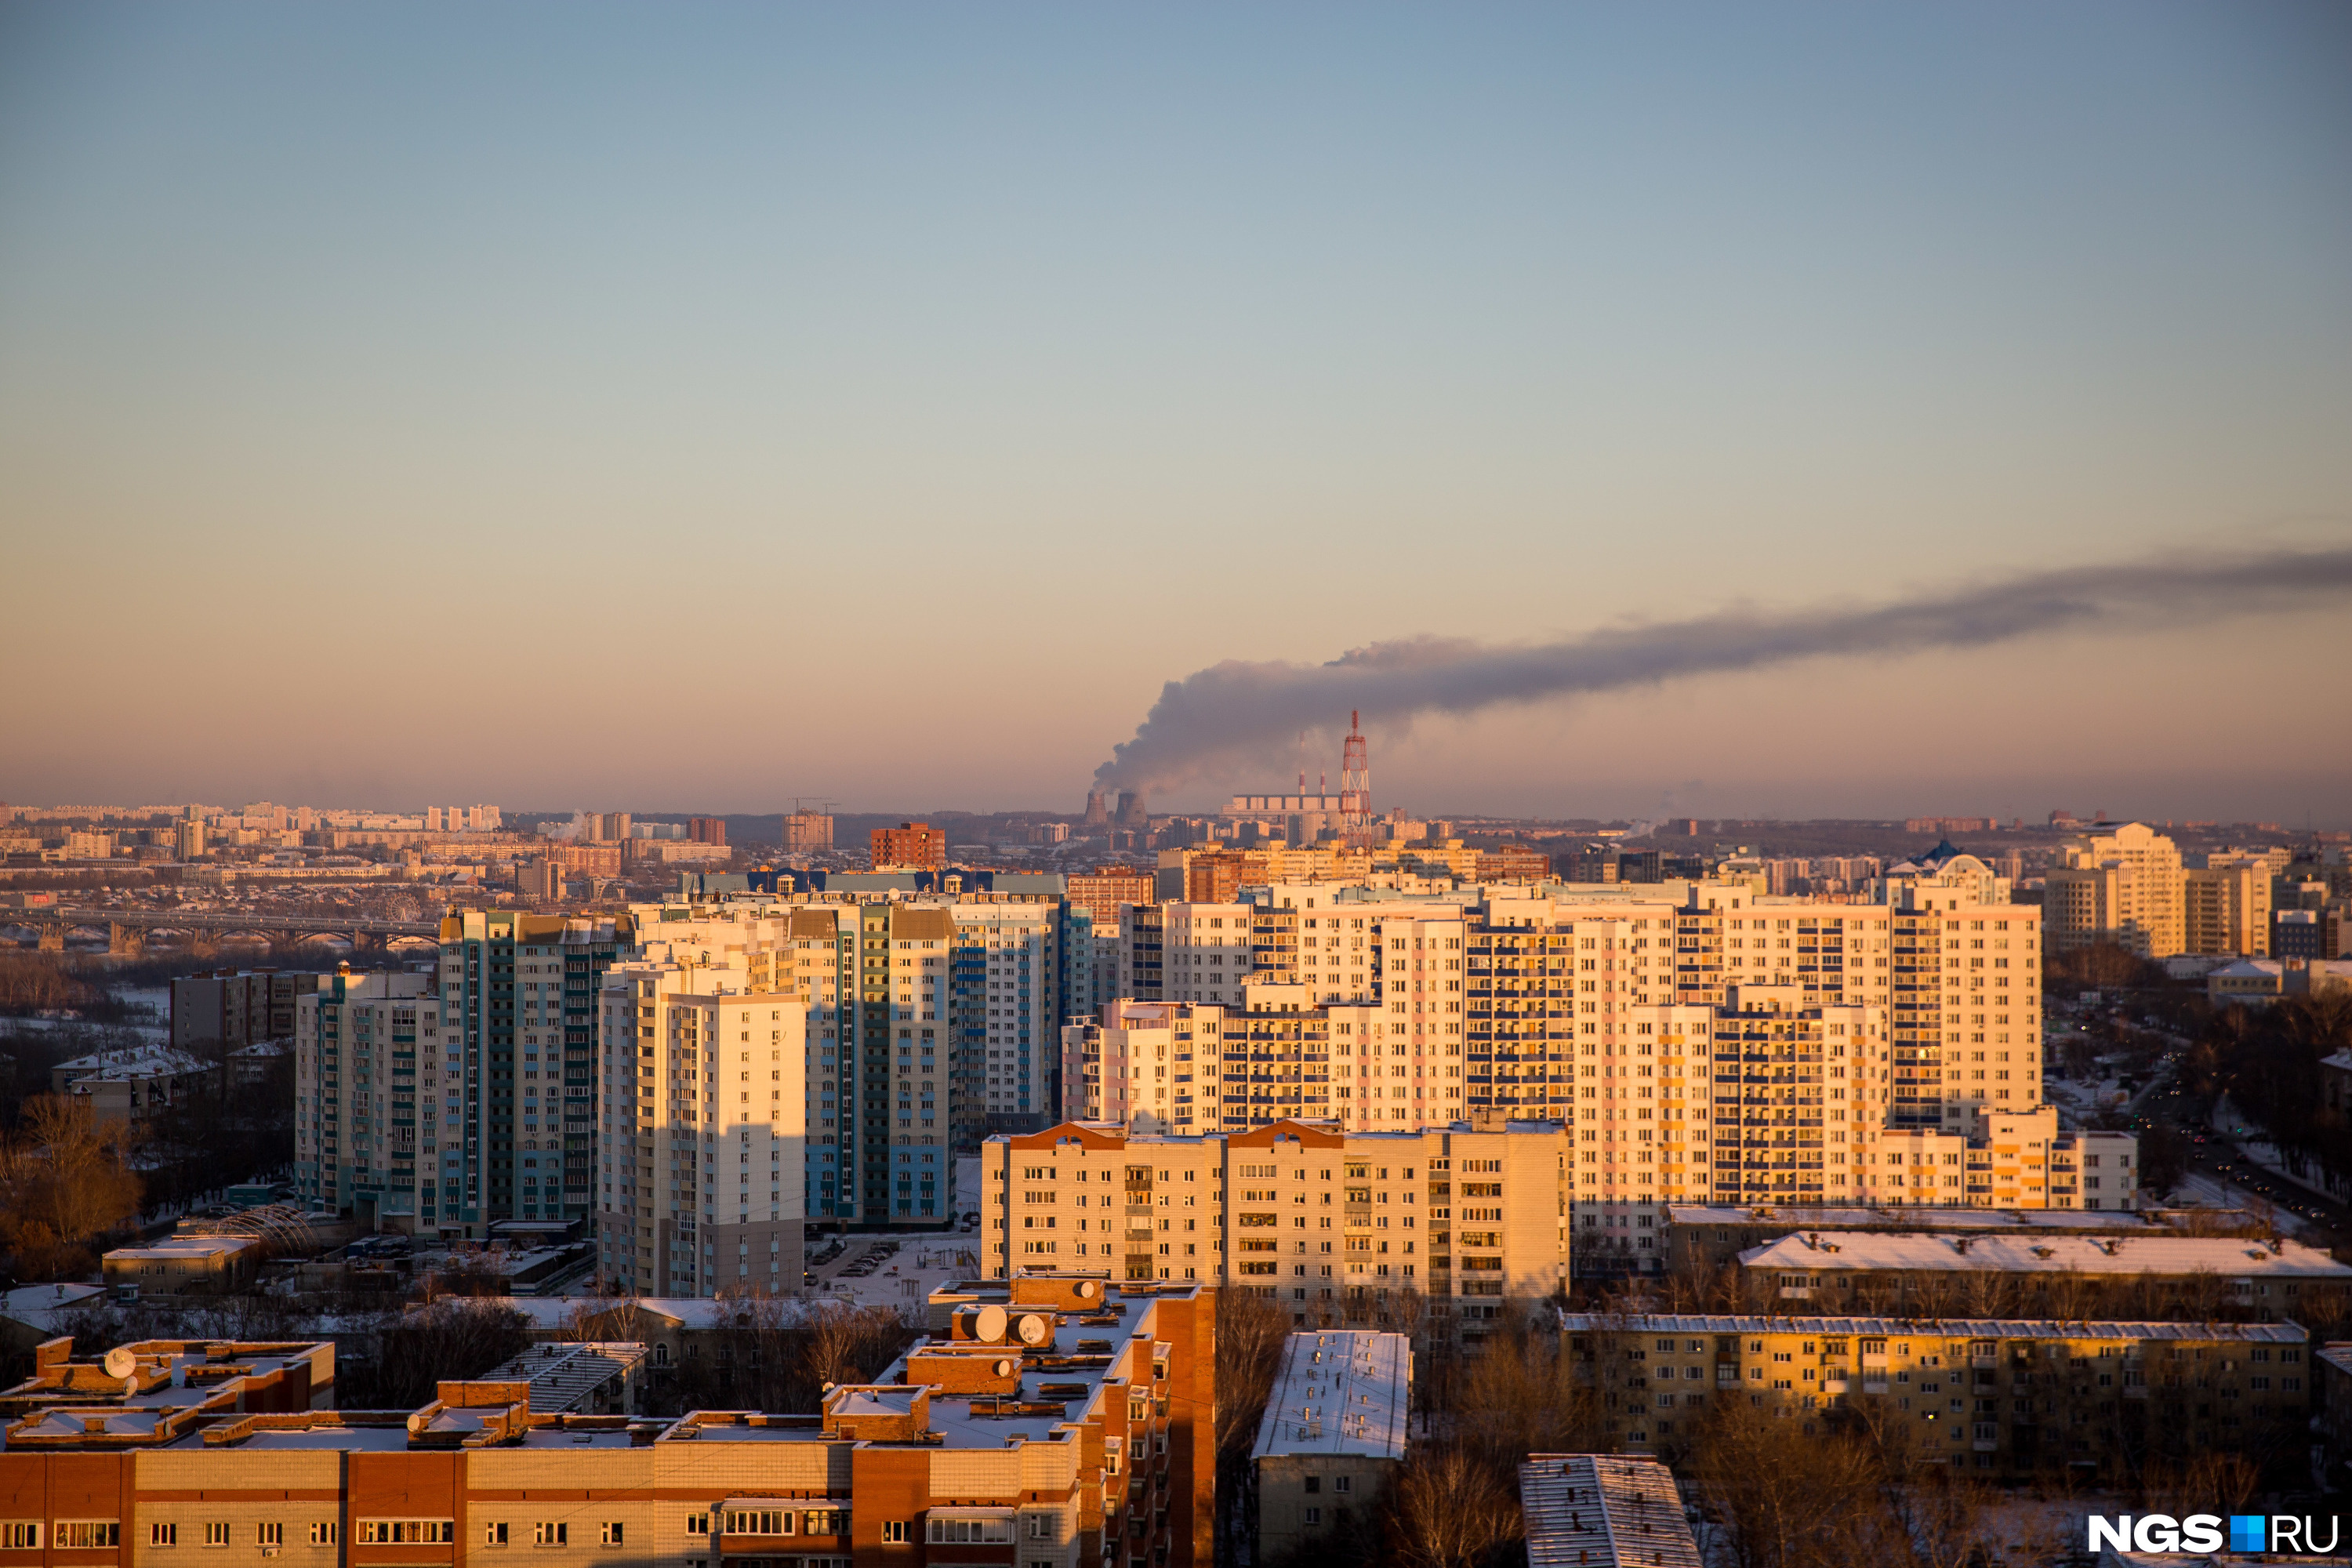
[2043,1074,2129,1118]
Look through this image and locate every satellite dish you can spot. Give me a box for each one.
[1075,1279,1098,1299]
[975,1305,1008,1344]
[994,1359,1015,1377]
[103,1348,136,1380]
[1017,1313,1051,1346]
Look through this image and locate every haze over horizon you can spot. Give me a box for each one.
[4,5,2349,824]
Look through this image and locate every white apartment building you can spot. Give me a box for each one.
[982,1119,1570,1329]
[1062,990,1385,1134]
[2184,852,2274,957]
[594,953,808,1297]
[2046,822,2187,956]
[1071,872,2056,1268]
[1156,902,1256,1006]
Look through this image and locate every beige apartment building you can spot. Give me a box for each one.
[1074,868,2061,1274]
[593,952,808,1298]
[1562,1312,2311,1479]
[1251,1331,1410,1559]
[2183,851,2274,956]
[2047,822,2187,956]
[982,1119,1570,1328]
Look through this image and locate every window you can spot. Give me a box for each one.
[1304,1508,1323,1526]
[151,1524,179,1548]
[1334,1476,1353,1494]
[881,1522,911,1544]
[927,1518,1013,1544]
[361,1523,456,1545]
[724,1512,791,1537]
[205,1523,231,1548]
[258,1524,284,1548]
[309,1524,339,1547]
[599,1524,624,1547]
[56,1524,121,1549]
[533,1523,568,1547]
[685,1515,710,1537]
[485,1523,511,1547]
[1025,1515,1054,1541]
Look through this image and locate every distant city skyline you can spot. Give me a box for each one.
[3,5,2347,821]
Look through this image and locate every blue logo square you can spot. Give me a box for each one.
[2230,1515,2266,1552]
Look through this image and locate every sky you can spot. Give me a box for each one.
[2,4,2348,823]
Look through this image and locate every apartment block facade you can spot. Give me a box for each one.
[2047,822,2187,957]
[170,969,303,1051]
[598,894,1082,1258]
[0,1278,1212,1568]
[431,911,632,1233]
[292,968,440,1225]
[982,1120,1570,1323]
[594,951,807,1297]
[1562,1313,2311,1477]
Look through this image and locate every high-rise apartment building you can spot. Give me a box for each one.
[2046,821,2186,956]
[294,967,441,1222]
[2183,851,2274,956]
[604,893,1082,1242]
[594,950,805,1296]
[685,815,727,845]
[426,911,632,1234]
[871,820,948,869]
[782,808,833,851]
[1066,860,2056,1265]
[1064,991,1388,1134]
[1066,866,1156,927]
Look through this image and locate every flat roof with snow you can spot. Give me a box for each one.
[1250,1330,1410,1462]
[1668,1205,2188,1233]
[1561,1313,2307,1343]
[1738,1232,2352,1279]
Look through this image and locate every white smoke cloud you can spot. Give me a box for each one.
[1093,543,2352,793]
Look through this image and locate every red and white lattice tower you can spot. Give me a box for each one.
[1339,710,1372,846]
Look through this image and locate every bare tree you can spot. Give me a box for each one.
[1214,1287,1291,1468]
[799,1300,916,1391]
[1687,1394,1882,1568]
[0,1095,143,1278]
[354,1297,532,1409]
[1382,1446,1523,1568]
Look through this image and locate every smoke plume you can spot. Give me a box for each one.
[1092,543,2352,793]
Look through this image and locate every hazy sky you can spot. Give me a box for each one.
[4,4,2349,822]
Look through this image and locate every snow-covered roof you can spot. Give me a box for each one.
[1251,1330,1410,1462]
[1521,1454,1699,1568]
[1739,1231,2352,1279]
[1561,1313,2307,1342]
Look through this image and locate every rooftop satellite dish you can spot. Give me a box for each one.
[1075,1279,1098,1299]
[103,1347,136,1380]
[1016,1313,1051,1346]
[975,1304,1008,1344]
[994,1359,1015,1378]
